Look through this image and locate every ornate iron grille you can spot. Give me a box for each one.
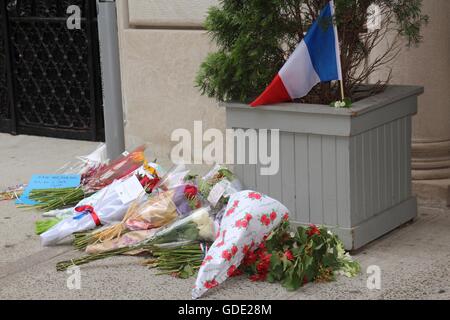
[0,7,9,122]
[0,0,104,141]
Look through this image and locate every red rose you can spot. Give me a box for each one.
[240,220,248,228]
[235,220,242,228]
[245,213,253,221]
[184,185,198,199]
[233,200,240,207]
[283,213,289,221]
[270,211,277,221]
[242,245,250,255]
[284,250,294,261]
[231,245,238,256]
[139,176,150,187]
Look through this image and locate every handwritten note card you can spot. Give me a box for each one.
[16,174,81,205]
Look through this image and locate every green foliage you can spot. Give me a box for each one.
[240,221,361,290]
[196,0,428,104]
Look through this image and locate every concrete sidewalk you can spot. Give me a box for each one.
[0,133,449,300]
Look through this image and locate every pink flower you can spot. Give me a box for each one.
[260,215,270,226]
[222,250,232,261]
[270,211,277,221]
[248,192,262,200]
[226,207,235,216]
[204,279,218,289]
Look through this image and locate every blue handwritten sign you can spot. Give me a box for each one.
[16,174,81,205]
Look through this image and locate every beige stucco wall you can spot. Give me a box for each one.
[371,0,450,181]
[117,0,449,185]
[116,0,224,165]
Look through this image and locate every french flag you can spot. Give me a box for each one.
[250,0,342,107]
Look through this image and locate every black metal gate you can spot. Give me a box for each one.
[0,0,104,141]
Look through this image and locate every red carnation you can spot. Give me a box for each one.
[307,224,321,237]
[270,211,277,221]
[243,252,257,266]
[284,250,294,261]
[227,265,243,277]
[249,274,262,282]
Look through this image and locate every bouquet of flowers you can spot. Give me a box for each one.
[3,144,107,202]
[40,167,158,246]
[198,165,242,210]
[72,166,202,251]
[192,190,288,299]
[27,145,147,212]
[236,222,361,290]
[56,206,216,271]
[73,189,179,251]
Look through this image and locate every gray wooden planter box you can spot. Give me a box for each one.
[225,85,424,250]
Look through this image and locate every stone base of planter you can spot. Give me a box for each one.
[225,85,424,250]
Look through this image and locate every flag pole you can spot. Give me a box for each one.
[339,80,345,101]
[331,0,345,102]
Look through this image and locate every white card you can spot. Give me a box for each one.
[207,180,230,207]
[114,175,144,204]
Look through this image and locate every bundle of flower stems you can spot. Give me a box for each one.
[35,217,64,235]
[29,187,87,211]
[56,207,214,271]
[26,146,147,212]
[143,242,207,278]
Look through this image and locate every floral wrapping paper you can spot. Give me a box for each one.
[192,190,289,299]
